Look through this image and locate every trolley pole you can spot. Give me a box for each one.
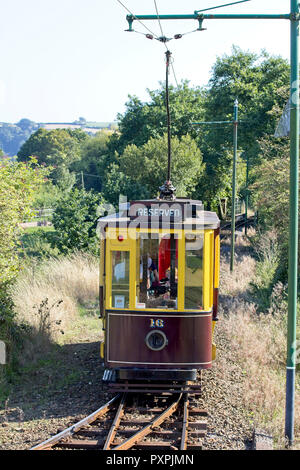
[285,0,299,446]
[230,99,238,272]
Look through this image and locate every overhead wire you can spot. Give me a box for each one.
[153,0,165,40]
[116,0,159,38]
[195,0,251,14]
[153,0,179,87]
[116,0,185,88]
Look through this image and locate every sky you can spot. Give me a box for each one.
[0,0,292,123]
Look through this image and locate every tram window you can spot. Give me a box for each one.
[137,234,178,309]
[185,235,203,310]
[111,251,130,309]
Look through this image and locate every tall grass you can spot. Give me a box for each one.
[220,232,299,448]
[12,252,99,339]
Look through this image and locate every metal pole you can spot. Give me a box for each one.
[245,153,249,237]
[128,13,291,21]
[285,0,299,446]
[81,171,85,190]
[230,99,238,272]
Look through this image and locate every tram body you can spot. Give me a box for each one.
[98,198,220,383]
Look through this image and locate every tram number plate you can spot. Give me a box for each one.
[150,319,164,328]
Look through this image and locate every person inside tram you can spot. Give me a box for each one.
[140,255,159,289]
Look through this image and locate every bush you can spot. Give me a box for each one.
[50,188,106,254]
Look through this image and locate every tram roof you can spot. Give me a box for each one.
[97,198,220,230]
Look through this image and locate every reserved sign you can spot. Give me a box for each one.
[136,207,181,217]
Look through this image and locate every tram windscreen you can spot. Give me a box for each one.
[185,234,203,309]
[137,234,178,309]
[111,251,130,309]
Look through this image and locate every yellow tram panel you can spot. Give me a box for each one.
[104,227,215,313]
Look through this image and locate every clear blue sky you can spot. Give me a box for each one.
[0,0,291,123]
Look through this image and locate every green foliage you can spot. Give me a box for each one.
[0,158,48,285]
[199,47,290,209]
[250,231,282,311]
[17,127,88,187]
[20,227,59,260]
[102,163,148,207]
[102,134,205,205]
[71,132,110,192]
[116,81,206,153]
[0,159,48,387]
[32,180,65,209]
[252,136,290,257]
[50,189,106,254]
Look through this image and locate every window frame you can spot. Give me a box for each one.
[105,227,214,312]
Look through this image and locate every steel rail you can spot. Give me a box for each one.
[103,393,126,450]
[112,393,182,450]
[30,394,120,450]
[180,393,189,450]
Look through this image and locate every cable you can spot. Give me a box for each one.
[153,0,170,52]
[153,0,178,87]
[170,60,179,88]
[153,0,164,39]
[116,0,159,38]
[195,0,251,14]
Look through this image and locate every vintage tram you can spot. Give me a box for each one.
[98,194,220,387]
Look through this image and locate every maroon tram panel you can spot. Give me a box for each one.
[106,311,212,370]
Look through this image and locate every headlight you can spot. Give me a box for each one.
[145,330,168,351]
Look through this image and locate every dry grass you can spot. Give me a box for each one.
[219,234,300,448]
[12,252,99,341]
[220,254,256,297]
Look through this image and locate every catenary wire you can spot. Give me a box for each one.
[116,0,159,38]
[195,0,251,14]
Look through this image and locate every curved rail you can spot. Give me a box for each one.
[30,393,208,451]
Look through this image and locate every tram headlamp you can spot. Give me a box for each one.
[145,330,168,352]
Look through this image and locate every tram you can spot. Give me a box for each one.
[98,189,220,385]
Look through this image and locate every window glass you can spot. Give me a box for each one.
[111,251,130,308]
[137,234,178,309]
[185,234,203,310]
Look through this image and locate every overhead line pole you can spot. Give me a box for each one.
[193,100,240,271]
[127,13,291,22]
[230,99,238,272]
[286,0,299,447]
[126,2,299,446]
[245,152,249,237]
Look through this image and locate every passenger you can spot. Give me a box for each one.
[140,255,159,289]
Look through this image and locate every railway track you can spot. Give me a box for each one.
[220,214,255,238]
[31,392,208,451]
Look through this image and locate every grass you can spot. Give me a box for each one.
[19,226,59,259]
[0,251,101,402]
[220,232,300,449]
[13,251,99,343]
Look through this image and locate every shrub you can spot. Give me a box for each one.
[50,188,106,254]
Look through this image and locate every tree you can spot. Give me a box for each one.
[103,134,205,205]
[198,47,290,210]
[0,158,48,286]
[50,189,106,254]
[17,127,88,186]
[71,132,110,192]
[115,81,206,154]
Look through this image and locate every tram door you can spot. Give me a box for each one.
[137,233,178,310]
